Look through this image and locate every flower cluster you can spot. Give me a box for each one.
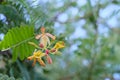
[27,27,65,66]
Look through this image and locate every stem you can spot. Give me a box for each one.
[86,0,100,79]
[87,24,98,80]
[2,36,34,51]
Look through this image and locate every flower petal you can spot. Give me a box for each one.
[53,41,65,50]
[37,58,45,66]
[40,35,50,47]
[46,33,56,40]
[33,50,45,58]
[32,59,37,66]
[35,34,42,39]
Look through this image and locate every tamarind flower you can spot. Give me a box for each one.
[50,41,65,54]
[35,27,56,47]
[27,50,46,66]
[27,27,65,67]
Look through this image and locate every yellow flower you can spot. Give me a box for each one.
[35,27,56,47]
[27,50,46,66]
[50,41,65,54]
[53,41,65,50]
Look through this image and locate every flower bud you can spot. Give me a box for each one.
[50,49,56,52]
[46,55,52,64]
[45,49,49,54]
[39,43,44,48]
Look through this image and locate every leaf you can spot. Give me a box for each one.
[0,25,35,61]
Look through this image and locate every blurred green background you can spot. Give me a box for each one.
[0,0,120,80]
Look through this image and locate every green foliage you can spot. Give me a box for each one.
[0,5,24,24]
[0,0,120,80]
[0,0,27,33]
[0,73,22,80]
[0,25,35,61]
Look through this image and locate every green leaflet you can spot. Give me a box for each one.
[0,26,35,61]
